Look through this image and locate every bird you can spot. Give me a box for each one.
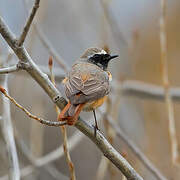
[59,47,118,134]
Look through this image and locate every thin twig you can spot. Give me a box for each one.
[95,157,109,180]
[0,86,67,127]
[0,65,20,74]
[1,131,83,180]
[103,113,168,180]
[113,80,180,101]
[49,56,76,180]
[18,0,40,46]
[22,0,69,73]
[0,76,20,180]
[13,126,68,180]
[159,0,179,165]
[0,14,143,180]
[35,25,69,72]
[100,0,127,47]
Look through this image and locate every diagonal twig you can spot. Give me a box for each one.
[35,25,69,72]
[0,86,67,127]
[103,113,168,180]
[18,0,40,46]
[49,56,76,180]
[22,0,69,73]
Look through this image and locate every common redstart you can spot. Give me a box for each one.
[59,47,118,133]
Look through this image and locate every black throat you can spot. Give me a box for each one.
[88,54,111,70]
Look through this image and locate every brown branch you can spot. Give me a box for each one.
[49,56,76,180]
[0,86,67,127]
[0,14,143,180]
[159,0,179,165]
[18,0,40,46]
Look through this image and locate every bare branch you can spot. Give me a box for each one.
[100,0,128,47]
[35,25,69,72]
[22,0,69,72]
[1,131,83,180]
[114,80,180,101]
[104,113,168,180]
[0,86,67,127]
[0,15,143,180]
[0,65,20,74]
[0,76,20,180]
[14,127,68,180]
[159,0,179,165]
[18,0,40,46]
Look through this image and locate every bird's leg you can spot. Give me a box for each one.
[67,104,85,125]
[58,101,71,121]
[93,109,99,136]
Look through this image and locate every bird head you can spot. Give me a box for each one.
[81,48,118,70]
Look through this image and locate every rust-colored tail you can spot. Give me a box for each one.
[58,101,84,125]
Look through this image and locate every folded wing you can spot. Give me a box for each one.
[64,63,110,105]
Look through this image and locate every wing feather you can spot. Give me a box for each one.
[64,63,110,105]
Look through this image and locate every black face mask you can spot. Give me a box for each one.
[89,54,118,70]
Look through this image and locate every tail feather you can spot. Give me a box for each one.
[59,102,85,125]
[59,101,76,119]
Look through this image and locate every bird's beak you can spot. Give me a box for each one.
[109,55,119,60]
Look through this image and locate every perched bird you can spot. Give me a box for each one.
[59,47,118,133]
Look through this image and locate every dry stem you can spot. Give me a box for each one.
[14,126,69,180]
[159,0,179,165]
[0,73,20,179]
[49,56,76,180]
[104,113,167,180]
[1,131,83,180]
[22,0,69,73]
[18,0,40,46]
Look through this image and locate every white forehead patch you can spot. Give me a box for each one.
[88,49,107,58]
[96,50,107,55]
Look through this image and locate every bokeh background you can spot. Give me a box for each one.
[0,0,180,179]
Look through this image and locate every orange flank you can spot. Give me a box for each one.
[83,96,107,111]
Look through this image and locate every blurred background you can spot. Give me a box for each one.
[0,0,180,179]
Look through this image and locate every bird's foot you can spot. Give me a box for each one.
[59,116,75,125]
[93,124,100,137]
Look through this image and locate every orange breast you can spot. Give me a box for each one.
[83,96,107,112]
